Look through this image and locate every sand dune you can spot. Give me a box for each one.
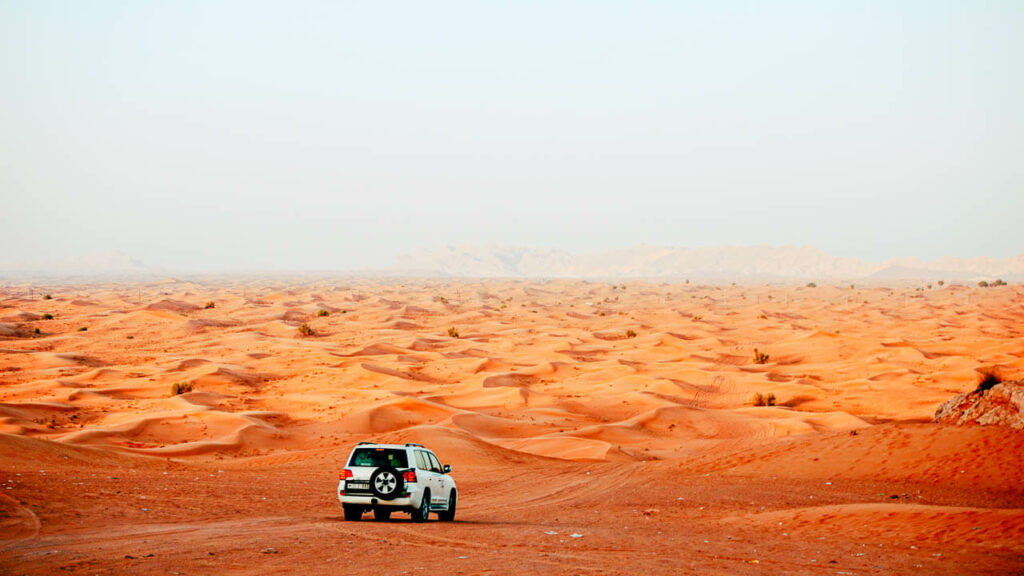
[1,280,1022,574]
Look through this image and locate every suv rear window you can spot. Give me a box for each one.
[348,448,408,468]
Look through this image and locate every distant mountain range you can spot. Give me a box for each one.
[394,245,1024,282]
[4,246,1022,282]
[1,251,152,278]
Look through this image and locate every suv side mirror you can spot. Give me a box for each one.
[443,464,452,474]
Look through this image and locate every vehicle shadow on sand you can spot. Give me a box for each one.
[324,515,522,526]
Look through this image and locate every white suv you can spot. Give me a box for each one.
[337,442,457,522]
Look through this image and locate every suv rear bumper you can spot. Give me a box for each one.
[337,481,423,508]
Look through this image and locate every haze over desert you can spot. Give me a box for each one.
[3,1,1023,574]
[1,279,1022,574]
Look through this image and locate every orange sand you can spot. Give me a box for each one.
[1,280,1022,574]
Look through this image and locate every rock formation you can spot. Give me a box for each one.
[934,379,1024,430]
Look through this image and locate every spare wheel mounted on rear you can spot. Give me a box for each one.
[370,466,404,500]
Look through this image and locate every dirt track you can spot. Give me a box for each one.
[4,428,1023,575]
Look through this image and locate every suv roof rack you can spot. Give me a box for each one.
[404,443,424,448]
[356,441,375,446]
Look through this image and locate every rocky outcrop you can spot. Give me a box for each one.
[934,380,1024,430]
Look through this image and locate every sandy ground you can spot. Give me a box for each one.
[1,279,1022,575]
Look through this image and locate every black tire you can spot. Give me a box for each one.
[373,508,392,521]
[343,504,363,521]
[370,467,404,501]
[411,489,430,523]
[438,490,456,522]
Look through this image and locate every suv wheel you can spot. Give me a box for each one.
[412,489,430,523]
[343,504,363,521]
[438,490,456,522]
[370,467,404,501]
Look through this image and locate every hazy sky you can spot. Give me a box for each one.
[1,1,1021,271]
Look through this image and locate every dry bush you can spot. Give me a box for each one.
[204,301,215,309]
[447,326,460,338]
[317,309,330,317]
[297,323,315,337]
[753,348,770,364]
[625,329,638,338]
[172,382,194,395]
[975,368,1004,394]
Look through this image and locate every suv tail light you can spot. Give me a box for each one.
[340,469,353,480]
[403,470,417,483]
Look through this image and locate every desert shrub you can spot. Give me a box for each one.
[975,368,1004,394]
[753,348,770,364]
[43,294,52,300]
[42,313,54,320]
[993,279,1006,286]
[317,309,330,317]
[978,281,989,288]
[938,280,944,286]
[806,282,817,288]
[766,392,776,406]
[78,327,87,332]
[692,315,703,322]
[126,335,134,340]
[297,323,314,336]
[204,301,215,309]
[625,329,637,338]
[447,327,460,338]
[172,382,194,395]
[34,328,41,335]
[753,392,776,407]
